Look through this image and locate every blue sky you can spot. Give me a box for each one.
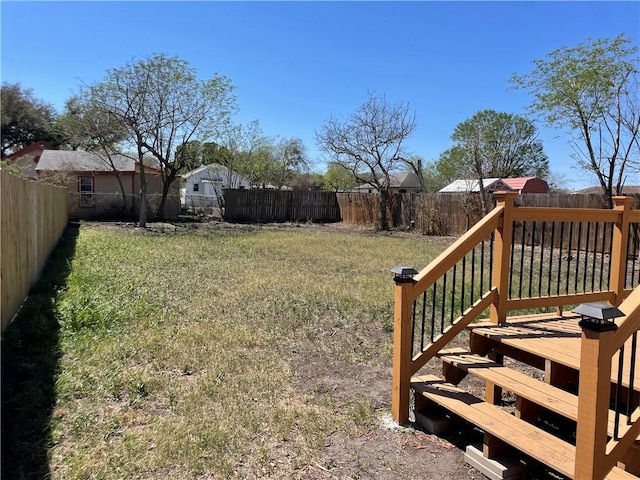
[2,1,639,190]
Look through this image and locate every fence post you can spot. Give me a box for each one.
[391,267,416,424]
[574,323,616,480]
[610,196,633,306]
[490,191,517,325]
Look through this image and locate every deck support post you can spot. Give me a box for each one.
[391,273,415,424]
[490,191,517,325]
[574,324,616,480]
[611,196,633,306]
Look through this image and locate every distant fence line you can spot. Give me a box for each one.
[1,171,69,329]
[66,192,181,221]
[224,189,340,223]
[223,189,640,235]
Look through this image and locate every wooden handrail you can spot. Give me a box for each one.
[409,205,503,301]
[392,193,640,433]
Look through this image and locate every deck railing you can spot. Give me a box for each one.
[575,288,640,479]
[392,192,640,478]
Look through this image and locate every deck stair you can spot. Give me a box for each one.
[437,347,633,437]
[412,374,637,480]
[392,195,640,479]
[410,318,640,479]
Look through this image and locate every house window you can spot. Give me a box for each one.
[79,177,94,206]
[193,183,199,192]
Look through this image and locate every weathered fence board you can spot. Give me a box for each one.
[1,171,69,329]
[224,189,340,223]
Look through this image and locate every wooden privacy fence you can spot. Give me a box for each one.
[1,171,69,329]
[341,192,640,235]
[224,189,340,223]
[222,189,640,234]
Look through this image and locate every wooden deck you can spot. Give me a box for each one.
[393,196,640,478]
[469,312,640,390]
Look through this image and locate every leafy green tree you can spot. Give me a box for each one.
[1,83,61,158]
[57,95,131,213]
[268,137,308,188]
[316,92,419,229]
[87,53,237,224]
[423,147,467,192]
[288,172,325,190]
[445,109,549,214]
[511,35,640,208]
[323,162,358,191]
[201,142,230,166]
[175,140,204,173]
[216,120,271,187]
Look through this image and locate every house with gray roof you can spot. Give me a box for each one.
[355,172,424,193]
[32,148,179,220]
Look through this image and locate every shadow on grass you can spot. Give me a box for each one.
[2,223,79,480]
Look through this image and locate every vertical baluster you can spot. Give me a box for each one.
[440,273,447,335]
[548,222,555,296]
[480,239,485,294]
[420,292,427,352]
[450,264,457,325]
[470,246,476,304]
[566,222,574,294]
[591,222,599,292]
[575,222,583,292]
[509,223,516,298]
[631,223,640,286]
[583,222,591,292]
[599,223,607,291]
[519,221,526,298]
[461,254,467,314]
[557,222,565,296]
[538,221,546,296]
[626,223,640,288]
[430,282,437,342]
[626,332,637,424]
[489,233,495,287]
[607,225,614,290]
[528,222,537,298]
[411,300,417,358]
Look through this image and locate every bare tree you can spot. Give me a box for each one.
[87,53,236,225]
[316,92,418,229]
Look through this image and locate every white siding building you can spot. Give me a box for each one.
[181,164,251,209]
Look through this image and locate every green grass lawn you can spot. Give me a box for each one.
[2,222,451,479]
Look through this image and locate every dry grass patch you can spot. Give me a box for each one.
[7,222,453,479]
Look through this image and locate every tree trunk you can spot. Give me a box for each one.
[137,144,147,227]
[156,170,178,220]
[114,172,129,217]
[380,188,389,230]
[477,177,489,216]
[156,180,170,220]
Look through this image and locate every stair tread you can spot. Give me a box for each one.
[412,374,576,478]
[438,348,640,443]
[608,466,639,479]
[439,348,579,418]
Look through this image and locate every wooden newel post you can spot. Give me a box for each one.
[574,306,619,480]
[391,266,417,425]
[610,196,633,306]
[490,191,517,325]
